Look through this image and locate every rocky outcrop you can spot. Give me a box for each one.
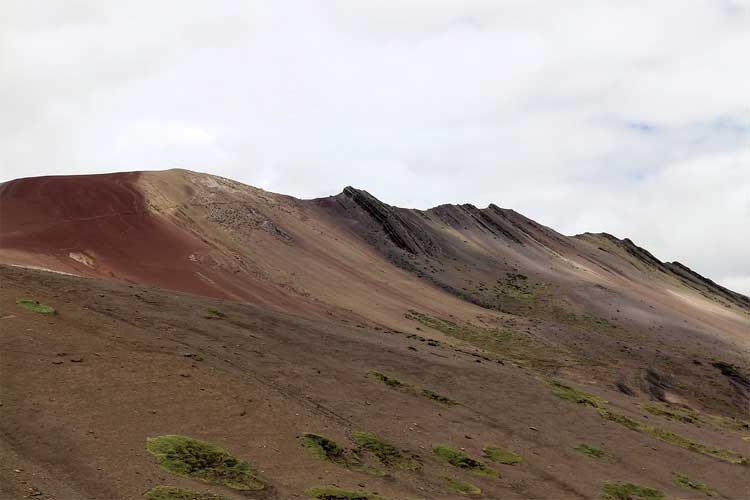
[338,187,440,256]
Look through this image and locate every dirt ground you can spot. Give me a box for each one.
[1,265,748,500]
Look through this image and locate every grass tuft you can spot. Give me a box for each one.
[304,486,385,499]
[601,481,665,500]
[16,299,55,314]
[204,308,226,319]
[640,403,701,425]
[145,435,264,491]
[544,379,606,409]
[672,473,717,497]
[432,445,495,476]
[643,402,750,435]
[574,444,606,458]
[482,446,522,465]
[301,433,351,466]
[366,371,406,389]
[597,409,748,465]
[442,477,481,496]
[404,309,558,368]
[367,370,461,406]
[143,486,227,500]
[421,389,457,406]
[352,431,420,471]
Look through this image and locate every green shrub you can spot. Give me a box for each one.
[432,445,495,476]
[366,371,406,389]
[575,444,606,458]
[204,308,226,319]
[145,435,265,491]
[353,431,420,471]
[421,389,457,406]
[301,433,352,466]
[601,481,665,500]
[672,473,717,496]
[143,486,227,500]
[304,486,384,499]
[482,446,522,465]
[442,477,481,495]
[544,379,606,409]
[16,299,55,314]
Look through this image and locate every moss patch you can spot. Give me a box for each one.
[304,486,385,499]
[601,482,665,500]
[16,299,55,314]
[301,433,352,466]
[421,389,457,406]
[303,432,419,474]
[546,377,748,466]
[145,435,264,491]
[352,431,420,471]
[432,445,495,477]
[404,309,564,369]
[642,402,750,435]
[597,409,747,465]
[641,403,701,425]
[574,444,606,458]
[367,371,406,389]
[204,308,226,319]
[718,416,750,433]
[442,477,481,496]
[672,473,717,497]
[143,486,227,500]
[544,379,606,409]
[366,370,461,407]
[482,446,522,465]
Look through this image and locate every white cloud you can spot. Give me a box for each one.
[1,0,749,294]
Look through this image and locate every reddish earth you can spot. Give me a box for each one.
[0,169,748,499]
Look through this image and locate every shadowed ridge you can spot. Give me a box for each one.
[339,186,437,255]
[327,187,567,256]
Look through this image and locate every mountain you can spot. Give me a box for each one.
[1,169,748,500]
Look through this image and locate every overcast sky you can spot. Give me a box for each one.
[2,1,749,295]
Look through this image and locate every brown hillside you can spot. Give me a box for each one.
[1,169,748,499]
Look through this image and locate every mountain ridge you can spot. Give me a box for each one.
[1,167,749,499]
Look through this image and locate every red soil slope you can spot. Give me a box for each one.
[0,172,206,290]
[0,172,301,309]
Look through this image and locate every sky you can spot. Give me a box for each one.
[2,0,749,295]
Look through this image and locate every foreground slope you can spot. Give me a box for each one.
[1,169,749,499]
[1,265,748,499]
